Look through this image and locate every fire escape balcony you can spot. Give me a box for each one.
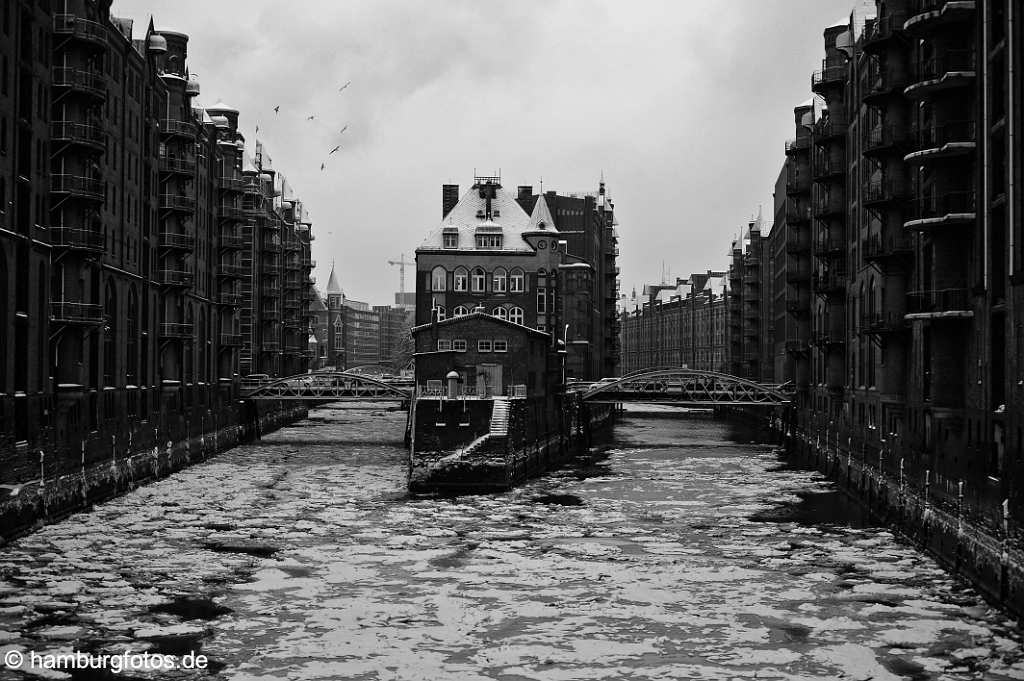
[159,193,196,213]
[52,67,106,100]
[158,154,196,175]
[813,269,847,297]
[862,13,908,53]
[812,119,849,143]
[811,62,847,94]
[283,273,302,290]
[812,152,845,183]
[157,230,195,252]
[864,233,914,265]
[905,287,972,318]
[864,124,912,157]
[261,235,282,253]
[51,174,103,201]
[283,239,302,253]
[218,204,248,221]
[263,263,281,276]
[53,14,108,48]
[261,303,281,320]
[158,118,196,139]
[155,269,194,288]
[50,302,103,325]
[241,177,261,195]
[219,233,245,250]
[863,179,909,208]
[785,173,808,196]
[159,322,194,340]
[811,332,846,350]
[786,203,812,224]
[903,0,976,37]
[217,263,247,279]
[218,176,247,192]
[219,333,243,347]
[905,50,976,99]
[784,137,811,156]
[301,256,316,268]
[815,233,844,258]
[50,227,104,253]
[260,281,280,297]
[217,292,243,307]
[860,312,906,336]
[904,120,976,165]
[260,340,281,352]
[863,68,910,105]
[813,193,845,218]
[50,121,105,151]
[904,190,976,231]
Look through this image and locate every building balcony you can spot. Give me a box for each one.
[812,152,845,183]
[283,239,302,253]
[863,13,908,53]
[263,263,281,276]
[283,274,302,290]
[812,119,848,144]
[53,14,108,48]
[159,322,194,340]
[811,62,847,93]
[242,177,261,195]
[261,304,281,320]
[155,269,194,287]
[283,315,301,329]
[261,235,282,253]
[217,292,243,307]
[786,204,812,224]
[864,233,914,264]
[905,50,976,99]
[785,174,808,196]
[158,154,196,175]
[261,282,280,297]
[218,176,247,192]
[860,312,906,336]
[159,193,196,213]
[217,263,247,279]
[863,124,912,157]
[905,287,972,318]
[742,272,760,286]
[784,137,811,155]
[157,230,195,251]
[301,257,316,268]
[52,67,106,100]
[219,333,243,347]
[219,233,246,250]
[159,118,196,138]
[218,204,248,221]
[813,193,845,218]
[51,174,103,201]
[50,226,104,253]
[50,301,103,325]
[905,121,976,165]
[815,233,844,258]
[812,333,846,350]
[50,121,105,151]
[863,70,911,105]
[813,269,847,296]
[904,190,976,231]
[903,1,976,37]
[863,179,909,208]
[260,340,281,352]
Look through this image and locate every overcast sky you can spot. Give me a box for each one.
[111,0,852,304]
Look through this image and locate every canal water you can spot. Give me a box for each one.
[1,405,1023,680]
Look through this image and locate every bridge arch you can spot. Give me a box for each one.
[243,371,412,401]
[583,368,791,406]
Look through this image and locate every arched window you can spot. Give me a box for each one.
[434,305,446,321]
[510,268,525,292]
[453,267,468,292]
[471,267,486,292]
[493,267,507,293]
[509,307,524,325]
[492,306,508,321]
[454,305,469,317]
[431,266,447,292]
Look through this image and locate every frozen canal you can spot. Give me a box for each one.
[1,405,1023,680]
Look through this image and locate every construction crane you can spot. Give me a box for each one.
[388,253,414,304]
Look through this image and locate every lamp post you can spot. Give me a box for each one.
[561,324,570,388]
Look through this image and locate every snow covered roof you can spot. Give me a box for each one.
[325,265,343,295]
[526,193,557,232]
[411,311,551,337]
[206,100,239,115]
[418,183,535,252]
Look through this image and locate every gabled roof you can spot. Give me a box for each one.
[526,193,558,232]
[411,311,550,338]
[418,183,534,252]
[325,265,343,295]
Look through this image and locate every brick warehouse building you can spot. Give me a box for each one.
[0,1,314,528]
[622,1,1022,536]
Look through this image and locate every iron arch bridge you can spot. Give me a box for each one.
[582,369,793,407]
[243,371,413,402]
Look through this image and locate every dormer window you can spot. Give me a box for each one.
[443,232,458,249]
[476,234,502,249]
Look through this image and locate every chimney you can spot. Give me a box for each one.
[517,185,533,201]
[442,184,459,218]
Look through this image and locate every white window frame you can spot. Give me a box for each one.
[431,266,447,292]
[453,305,469,317]
[509,307,524,325]
[493,267,507,293]
[453,267,468,292]
[537,286,546,313]
[493,306,508,321]
[471,268,486,292]
[493,339,508,353]
[453,339,467,352]
[434,305,446,321]
[437,339,452,351]
[509,268,525,292]
[478,339,492,353]
[442,232,458,249]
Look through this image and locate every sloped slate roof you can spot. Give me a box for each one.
[419,184,535,252]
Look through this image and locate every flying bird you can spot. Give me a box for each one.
[320,163,326,171]
[307,115,316,121]
[273,105,280,114]
[329,145,341,155]
[339,125,348,135]
[338,81,350,92]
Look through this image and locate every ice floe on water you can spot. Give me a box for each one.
[0,409,1022,680]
